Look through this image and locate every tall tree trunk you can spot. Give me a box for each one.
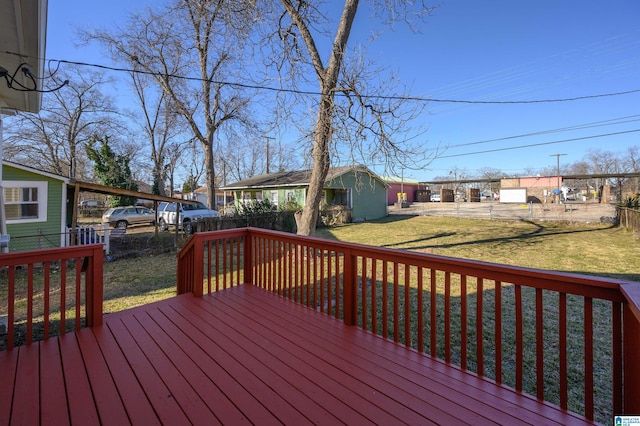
[204,141,216,208]
[297,94,333,236]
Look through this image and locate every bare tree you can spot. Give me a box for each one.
[260,0,434,235]
[4,67,119,179]
[128,66,185,196]
[477,167,504,195]
[87,1,256,207]
[623,145,640,195]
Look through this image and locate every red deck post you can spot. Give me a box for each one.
[343,249,357,326]
[621,283,640,413]
[192,235,204,297]
[244,230,254,285]
[86,245,104,327]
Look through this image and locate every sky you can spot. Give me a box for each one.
[43,0,640,182]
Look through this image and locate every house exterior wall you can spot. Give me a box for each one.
[228,169,387,221]
[386,182,421,205]
[325,171,387,221]
[3,165,65,251]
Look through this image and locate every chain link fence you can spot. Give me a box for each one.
[390,201,617,223]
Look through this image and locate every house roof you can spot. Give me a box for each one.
[3,160,70,183]
[3,160,195,205]
[381,175,421,185]
[0,0,48,113]
[223,165,387,190]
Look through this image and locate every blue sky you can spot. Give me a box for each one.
[45,1,640,181]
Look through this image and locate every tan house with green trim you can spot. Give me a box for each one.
[222,165,388,222]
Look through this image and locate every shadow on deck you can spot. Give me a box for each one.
[1,285,593,425]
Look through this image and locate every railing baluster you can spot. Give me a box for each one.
[334,251,341,320]
[362,257,367,329]
[461,274,468,370]
[559,292,568,409]
[612,301,623,414]
[477,277,484,376]
[206,240,212,293]
[404,264,411,347]
[8,266,15,350]
[515,284,523,391]
[44,263,51,339]
[536,288,543,399]
[75,257,82,331]
[393,262,399,343]
[236,237,241,286]
[444,271,451,362]
[306,246,311,306]
[27,264,34,344]
[60,261,67,336]
[320,249,325,312]
[327,250,333,316]
[313,248,318,308]
[382,260,388,339]
[584,296,594,420]
[215,239,220,291]
[495,280,502,384]
[371,259,378,335]
[430,269,437,357]
[417,267,423,352]
[294,244,300,302]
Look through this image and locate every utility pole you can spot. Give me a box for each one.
[265,136,275,174]
[550,153,567,190]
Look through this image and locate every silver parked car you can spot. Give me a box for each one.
[102,206,156,229]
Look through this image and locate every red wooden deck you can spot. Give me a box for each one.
[1,284,595,425]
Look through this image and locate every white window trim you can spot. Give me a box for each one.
[4,180,48,224]
[270,190,279,206]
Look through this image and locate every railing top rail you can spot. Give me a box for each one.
[188,227,632,301]
[0,244,104,266]
[621,282,640,323]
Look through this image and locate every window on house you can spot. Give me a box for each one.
[4,181,48,222]
[333,189,351,207]
[285,190,296,202]
[270,190,278,206]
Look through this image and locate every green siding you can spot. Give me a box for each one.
[3,165,66,251]
[325,171,387,221]
[230,170,386,221]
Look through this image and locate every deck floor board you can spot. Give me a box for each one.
[1,284,596,425]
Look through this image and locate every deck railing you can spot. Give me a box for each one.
[0,244,104,350]
[178,227,640,422]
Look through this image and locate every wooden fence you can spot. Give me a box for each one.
[617,207,640,233]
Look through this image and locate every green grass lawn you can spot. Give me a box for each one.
[316,215,640,281]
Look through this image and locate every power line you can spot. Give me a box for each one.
[431,114,640,151]
[4,50,640,105]
[438,129,640,159]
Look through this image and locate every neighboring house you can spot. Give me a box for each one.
[222,165,388,222]
[2,161,70,252]
[183,187,233,209]
[382,176,423,205]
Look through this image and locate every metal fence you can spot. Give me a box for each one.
[392,201,617,223]
[6,225,117,253]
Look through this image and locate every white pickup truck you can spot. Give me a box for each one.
[156,201,219,234]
